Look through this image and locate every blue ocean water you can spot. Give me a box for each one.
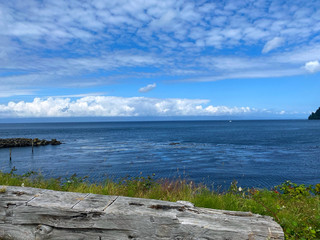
[0,120,319,189]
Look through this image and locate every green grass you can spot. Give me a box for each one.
[0,171,319,240]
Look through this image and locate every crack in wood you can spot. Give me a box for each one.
[184,207,200,214]
[103,196,119,211]
[149,204,186,212]
[69,212,104,219]
[24,189,45,206]
[6,203,17,208]
[129,202,144,207]
[12,191,26,196]
[223,211,253,217]
[38,225,132,233]
[25,195,39,206]
[71,193,90,209]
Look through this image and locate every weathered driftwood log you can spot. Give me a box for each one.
[0,186,284,240]
[0,138,61,148]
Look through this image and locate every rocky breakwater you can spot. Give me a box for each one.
[0,138,61,148]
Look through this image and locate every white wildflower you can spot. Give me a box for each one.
[21,183,25,187]
[238,187,242,192]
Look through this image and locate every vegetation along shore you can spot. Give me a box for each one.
[0,171,318,239]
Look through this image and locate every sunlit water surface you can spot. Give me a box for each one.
[0,120,319,189]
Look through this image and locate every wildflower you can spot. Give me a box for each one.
[21,183,25,187]
[238,187,242,192]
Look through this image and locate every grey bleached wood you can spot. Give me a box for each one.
[0,185,284,240]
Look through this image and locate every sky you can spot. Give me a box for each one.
[0,0,320,120]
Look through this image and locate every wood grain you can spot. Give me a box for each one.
[0,186,284,239]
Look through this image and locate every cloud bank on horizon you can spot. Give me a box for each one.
[0,0,319,118]
[0,96,268,118]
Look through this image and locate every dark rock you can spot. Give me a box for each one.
[308,107,320,120]
[169,142,180,145]
[50,139,61,145]
[0,138,62,148]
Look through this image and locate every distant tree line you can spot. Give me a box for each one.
[308,107,320,120]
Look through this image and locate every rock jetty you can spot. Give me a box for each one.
[0,186,284,240]
[0,138,61,148]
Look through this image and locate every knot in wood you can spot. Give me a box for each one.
[35,225,53,239]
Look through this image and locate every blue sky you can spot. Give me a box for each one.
[0,0,320,119]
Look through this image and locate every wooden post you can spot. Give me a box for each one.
[9,148,12,161]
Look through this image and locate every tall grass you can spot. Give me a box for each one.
[0,171,319,240]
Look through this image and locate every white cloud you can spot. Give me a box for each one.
[139,83,156,93]
[304,60,320,73]
[262,37,284,53]
[0,0,320,91]
[0,96,257,118]
[1,1,318,53]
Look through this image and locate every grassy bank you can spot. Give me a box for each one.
[0,171,319,240]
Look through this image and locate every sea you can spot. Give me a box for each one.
[0,120,319,189]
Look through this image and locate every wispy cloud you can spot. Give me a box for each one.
[0,96,258,118]
[0,0,320,98]
[262,37,284,53]
[139,83,156,93]
[0,89,35,98]
[53,92,108,98]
